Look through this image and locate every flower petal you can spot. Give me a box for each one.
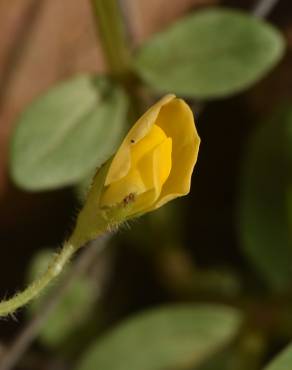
[131,124,167,167]
[100,167,146,207]
[105,94,175,185]
[131,137,172,215]
[100,134,172,208]
[155,98,200,208]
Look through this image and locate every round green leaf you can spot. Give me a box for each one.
[77,304,242,370]
[134,8,285,99]
[10,75,128,190]
[264,344,292,370]
[238,107,292,290]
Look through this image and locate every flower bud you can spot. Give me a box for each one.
[71,94,200,246]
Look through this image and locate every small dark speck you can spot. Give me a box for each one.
[131,139,135,143]
[123,193,135,206]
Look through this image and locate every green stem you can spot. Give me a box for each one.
[0,241,77,318]
[91,0,143,122]
[0,162,111,318]
[91,0,131,82]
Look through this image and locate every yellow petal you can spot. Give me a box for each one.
[100,168,146,207]
[155,98,200,208]
[154,137,172,190]
[131,137,172,215]
[131,124,167,187]
[105,94,175,185]
[100,128,172,208]
[131,125,167,163]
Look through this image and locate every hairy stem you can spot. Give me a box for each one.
[0,236,109,370]
[0,156,112,317]
[0,241,77,318]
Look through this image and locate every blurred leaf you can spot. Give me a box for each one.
[27,249,95,348]
[134,8,284,99]
[10,75,128,190]
[77,304,242,370]
[198,329,266,370]
[197,350,231,370]
[238,107,292,290]
[264,344,292,370]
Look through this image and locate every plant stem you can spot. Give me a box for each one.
[0,236,108,370]
[91,0,144,122]
[0,242,77,318]
[91,0,131,82]
[0,160,113,317]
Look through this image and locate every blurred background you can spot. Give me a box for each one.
[0,0,292,369]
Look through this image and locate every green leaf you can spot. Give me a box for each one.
[10,75,128,191]
[77,304,242,370]
[197,350,232,370]
[27,249,95,348]
[134,8,284,99]
[264,344,292,370]
[238,107,292,290]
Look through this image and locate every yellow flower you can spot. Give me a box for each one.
[99,94,200,217]
[70,94,200,246]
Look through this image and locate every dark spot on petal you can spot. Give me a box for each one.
[123,193,135,206]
